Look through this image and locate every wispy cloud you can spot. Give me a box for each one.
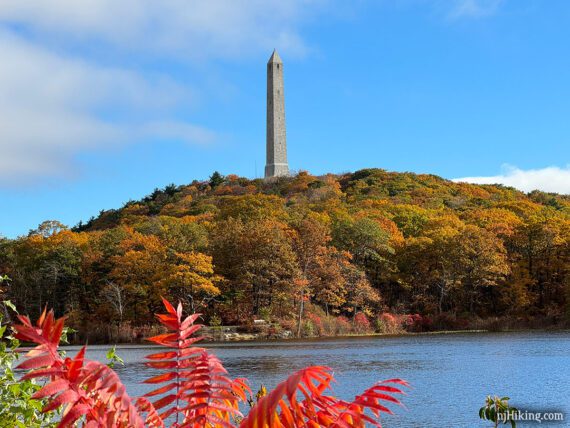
[0,30,211,186]
[0,0,324,60]
[447,0,504,20]
[453,165,570,194]
[0,1,331,186]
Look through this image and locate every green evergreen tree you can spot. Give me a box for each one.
[209,171,225,188]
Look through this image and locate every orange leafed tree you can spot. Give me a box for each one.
[13,298,409,427]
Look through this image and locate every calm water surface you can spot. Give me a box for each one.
[67,331,570,427]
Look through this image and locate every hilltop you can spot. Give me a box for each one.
[75,168,568,231]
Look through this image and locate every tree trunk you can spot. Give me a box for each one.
[296,289,304,338]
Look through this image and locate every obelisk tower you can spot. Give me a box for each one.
[265,49,289,178]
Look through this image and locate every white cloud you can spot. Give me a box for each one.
[453,165,570,195]
[447,0,504,20]
[0,31,210,185]
[0,1,328,185]
[0,0,324,59]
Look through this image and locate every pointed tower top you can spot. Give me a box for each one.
[268,49,283,64]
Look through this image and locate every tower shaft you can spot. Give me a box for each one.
[265,50,289,178]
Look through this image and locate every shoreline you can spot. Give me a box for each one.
[63,326,570,347]
[206,327,569,343]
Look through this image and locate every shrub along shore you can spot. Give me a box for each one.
[62,313,569,345]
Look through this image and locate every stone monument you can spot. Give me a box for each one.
[265,49,289,178]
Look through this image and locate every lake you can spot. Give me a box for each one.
[69,331,570,427]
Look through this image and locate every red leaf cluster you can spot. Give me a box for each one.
[239,366,408,428]
[144,297,250,427]
[13,309,151,427]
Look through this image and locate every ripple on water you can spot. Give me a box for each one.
[61,331,570,427]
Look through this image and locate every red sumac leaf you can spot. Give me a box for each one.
[21,368,64,380]
[152,394,177,410]
[43,389,80,412]
[145,351,178,360]
[59,402,91,427]
[160,297,177,315]
[67,346,86,381]
[17,354,55,370]
[145,382,178,397]
[180,313,201,330]
[145,361,178,369]
[144,372,178,384]
[32,378,70,399]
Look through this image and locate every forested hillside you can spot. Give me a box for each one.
[1,169,569,341]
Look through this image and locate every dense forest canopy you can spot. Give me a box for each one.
[1,169,568,340]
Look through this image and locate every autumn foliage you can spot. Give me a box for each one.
[13,298,409,427]
[2,169,568,341]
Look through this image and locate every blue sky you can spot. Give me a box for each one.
[1,0,569,238]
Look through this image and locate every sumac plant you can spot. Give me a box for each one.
[12,298,410,427]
